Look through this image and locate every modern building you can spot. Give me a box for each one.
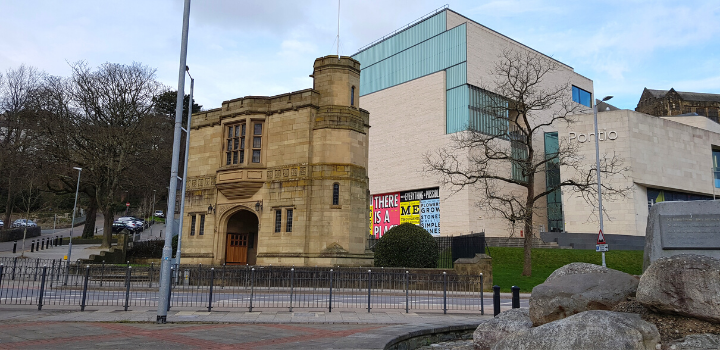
[557,109,720,238]
[180,56,373,267]
[351,7,594,238]
[636,88,720,123]
[352,7,720,243]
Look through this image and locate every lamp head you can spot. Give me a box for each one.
[602,96,613,102]
[73,167,82,171]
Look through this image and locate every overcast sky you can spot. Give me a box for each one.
[1,0,719,110]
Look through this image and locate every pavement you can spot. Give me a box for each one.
[0,305,495,349]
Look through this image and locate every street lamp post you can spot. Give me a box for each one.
[64,167,82,285]
[176,67,194,267]
[157,0,191,324]
[593,95,613,268]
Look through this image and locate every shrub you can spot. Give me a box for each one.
[374,223,439,268]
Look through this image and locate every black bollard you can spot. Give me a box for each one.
[13,241,17,254]
[493,285,501,316]
[31,240,35,253]
[41,238,45,250]
[511,286,520,309]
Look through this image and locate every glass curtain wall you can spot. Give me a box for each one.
[544,132,564,232]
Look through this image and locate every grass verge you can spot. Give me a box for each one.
[490,247,643,293]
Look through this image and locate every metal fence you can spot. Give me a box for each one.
[366,232,487,268]
[0,257,484,314]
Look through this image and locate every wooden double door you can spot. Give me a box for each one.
[226,233,249,265]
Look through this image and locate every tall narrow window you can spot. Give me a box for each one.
[332,183,340,205]
[274,209,282,232]
[286,209,293,232]
[190,215,196,236]
[351,86,355,106]
[252,122,262,163]
[226,124,245,165]
[199,214,205,235]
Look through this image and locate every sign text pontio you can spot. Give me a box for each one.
[568,131,618,143]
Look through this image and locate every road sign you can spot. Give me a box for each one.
[596,244,609,252]
[126,202,130,207]
[597,230,606,244]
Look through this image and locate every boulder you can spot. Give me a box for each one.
[636,254,720,324]
[530,263,639,326]
[545,262,611,282]
[663,334,720,350]
[472,308,532,350]
[492,310,660,350]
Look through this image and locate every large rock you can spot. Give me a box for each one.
[530,263,639,326]
[637,254,720,324]
[472,308,532,350]
[492,310,660,350]
[664,334,720,350]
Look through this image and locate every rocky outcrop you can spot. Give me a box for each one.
[472,308,532,350]
[636,254,720,324]
[529,263,639,326]
[492,310,660,350]
[663,334,720,350]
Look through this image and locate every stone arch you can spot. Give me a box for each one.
[216,205,260,265]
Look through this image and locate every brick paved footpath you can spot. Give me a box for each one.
[0,306,493,349]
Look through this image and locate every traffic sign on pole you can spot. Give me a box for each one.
[126,202,130,207]
[596,244,609,252]
[597,230,606,244]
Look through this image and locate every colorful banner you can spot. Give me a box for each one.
[371,187,440,238]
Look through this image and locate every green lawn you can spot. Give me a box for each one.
[489,247,643,293]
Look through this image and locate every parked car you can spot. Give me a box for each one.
[0,219,4,229]
[12,219,37,228]
[112,221,128,233]
[117,217,145,232]
[154,210,165,218]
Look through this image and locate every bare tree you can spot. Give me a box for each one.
[425,50,628,276]
[37,62,167,247]
[0,65,43,227]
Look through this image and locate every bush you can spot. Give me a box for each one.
[374,223,439,268]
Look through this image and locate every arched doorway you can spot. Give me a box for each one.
[225,210,259,265]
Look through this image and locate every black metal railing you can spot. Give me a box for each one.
[0,259,484,315]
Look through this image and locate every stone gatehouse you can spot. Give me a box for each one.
[180,56,373,267]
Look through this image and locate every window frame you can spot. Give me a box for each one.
[571,85,592,108]
[225,123,246,166]
[251,122,263,163]
[332,183,340,206]
[199,214,205,235]
[286,209,293,232]
[274,209,282,233]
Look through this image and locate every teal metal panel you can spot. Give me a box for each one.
[468,85,508,136]
[446,85,469,134]
[355,24,467,96]
[446,62,466,90]
[353,11,446,70]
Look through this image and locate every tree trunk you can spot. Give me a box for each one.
[101,207,114,248]
[3,176,14,228]
[81,199,98,238]
[522,176,535,277]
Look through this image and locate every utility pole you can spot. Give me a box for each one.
[64,167,82,285]
[176,68,193,267]
[157,0,191,324]
[593,96,613,268]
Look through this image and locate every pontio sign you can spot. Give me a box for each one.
[370,187,440,238]
[568,130,618,143]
